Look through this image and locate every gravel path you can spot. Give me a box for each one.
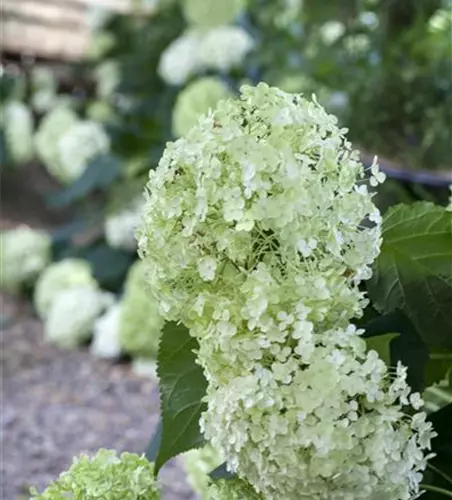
[1,294,195,500]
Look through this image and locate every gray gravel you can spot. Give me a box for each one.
[1,294,195,500]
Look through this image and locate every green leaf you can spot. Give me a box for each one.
[47,153,122,207]
[155,322,207,474]
[145,421,162,462]
[367,202,452,348]
[425,349,452,388]
[366,333,400,366]
[361,310,429,392]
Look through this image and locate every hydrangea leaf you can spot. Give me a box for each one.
[368,202,452,348]
[47,153,122,207]
[155,321,207,473]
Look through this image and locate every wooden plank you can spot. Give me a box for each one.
[0,0,135,61]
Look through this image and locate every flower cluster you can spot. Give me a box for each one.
[34,258,97,318]
[105,197,144,251]
[44,286,113,348]
[138,83,434,499]
[35,105,79,183]
[0,227,51,293]
[30,449,160,500]
[182,0,246,27]
[158,26,254,86]
[172,77,232,137]
[119,260,164,359]
[1,101,34,165]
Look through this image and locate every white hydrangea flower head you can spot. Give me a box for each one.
[30,67,57,113]
[200,324,436,499]
[206,477,263,500]
[58,120,110,183]
[44,286,113,349]
[105,197,144,251]
[1,101,34,165]
[0,227,51,293]
[35,106,79,183]
[172,77,232,137]
[138,83,383,326]
[34,258,97,319]
[158,31,202,86]
[182,0,246,27]
[182,445,224,498]
[90,303,123,359]
[119,260,164,358]
[198,26,255,72]
[30,448,160,499]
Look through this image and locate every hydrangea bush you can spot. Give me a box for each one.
[137,84,448,499]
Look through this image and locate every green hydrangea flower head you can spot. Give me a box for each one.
[1,101,34,165]
[119,260,164,358]
[206,478,263,500]
[0,227,51,293]
[172,77,232,138]
[35,105,78,183]
[30,448,160,499]
[34,258,97,319]
[182,0,246,27]
[183,445,223,498]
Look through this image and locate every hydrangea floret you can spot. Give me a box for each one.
[182,0,246,27]
[172,77,232,137]
[138,83,435,499]
[0,227,51,293]
[34,258,97,319]
[44,286,113,349]
[119,260,164,359]
[30,449,160,499]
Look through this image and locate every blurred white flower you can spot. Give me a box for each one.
[105,197,144,251]
[34,258,97,319]
[158,31,202,85]
[44,286,113,348]
[0,227,51,293]
[58,121,110,182]
[319,21,345,45]
[198,26,254,72]
[1,101,34,165]
[34,106,79,183]
[172,77,232,137]
[90,303,123,359]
